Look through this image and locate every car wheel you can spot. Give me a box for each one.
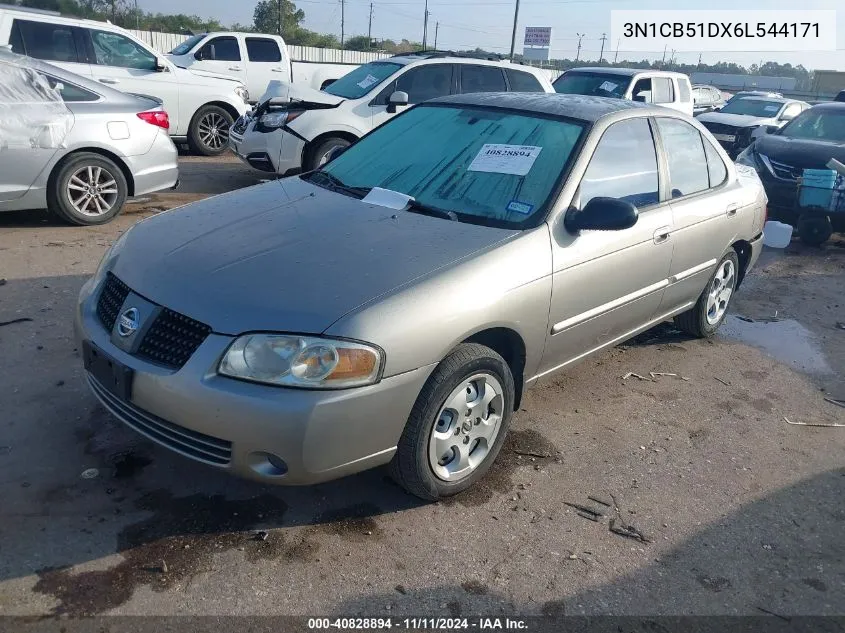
[390,343,515,501]
[48,153,128,226]
[674,250,739,338]
[188,105,234,156]
[797,213,832,246]
[306,137,350,171]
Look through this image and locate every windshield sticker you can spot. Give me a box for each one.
[468,144,543,177]
[357,74,380,90]
[764,105,780,112]
[598,81,618,92]
[507,200,534,215]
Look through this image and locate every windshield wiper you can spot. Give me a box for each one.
[405,199,459,222]
[303,171,371,199]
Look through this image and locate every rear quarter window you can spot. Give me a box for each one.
[506,69,544,92]
[677,78,691,103]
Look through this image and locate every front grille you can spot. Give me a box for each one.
[96,273,130,332]
[137,308,211,369]
[95,273,211,370]
[701,122,738,136]
[768,158,802,181]
[88,375,232,466]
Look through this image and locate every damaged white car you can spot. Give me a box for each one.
[228,52,554,174]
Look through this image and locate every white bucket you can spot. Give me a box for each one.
[763,221,793,248]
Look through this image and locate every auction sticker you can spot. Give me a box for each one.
[357,74,379,89]
[468,144,542,176]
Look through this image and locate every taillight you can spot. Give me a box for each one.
[137,110,170,130]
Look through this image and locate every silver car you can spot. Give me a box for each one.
[75,93,766,500]
[0,49,178,225]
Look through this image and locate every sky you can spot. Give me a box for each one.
[136,0,845,71]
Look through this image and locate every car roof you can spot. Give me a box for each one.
[563,67,687,78]
[809,101,845,111]
[428,92,658,122]
[731,95,793,104]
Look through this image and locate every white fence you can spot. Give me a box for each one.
[129,29,390,64]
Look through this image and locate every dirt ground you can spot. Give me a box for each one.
[0,154,843,619]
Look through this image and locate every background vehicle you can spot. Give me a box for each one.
[0,6,250,155]
[835,90,845,103]
[725,90,783,106]
[230,51,554,174]
[692,84,727,116]
[553,67,693,116]
[698,96,810,158]
[0,49,178,225]
[736,102,845,242]
[77,94,764,500]
[167,32,352,99]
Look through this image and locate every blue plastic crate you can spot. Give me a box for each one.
[802,169,837,189]
[799,185,834,209]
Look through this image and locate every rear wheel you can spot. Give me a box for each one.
[797,213,832,246]
[188,105,234,156]
[48,153,128,226]
[674,250,739,338]
[390,343,515,501]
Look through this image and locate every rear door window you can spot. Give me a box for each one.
[12,19,81,63]
[246,38,282,62]
[200,36,241,62]
[460,65,506,94]
[677,78,691,103]
[505,69,544,92]
[655,118,710,198]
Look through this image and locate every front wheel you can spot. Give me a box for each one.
[674,250,739,338]
[188,105,234,156]
[306,137,350,171]
[390,343,515,501]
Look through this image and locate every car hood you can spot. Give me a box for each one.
[256,80,344,107]
[110,178,518,335]
[697,112,774,128]
[754,134,845,169]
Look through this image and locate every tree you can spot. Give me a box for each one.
[253,0,304,37]
[344,35,375,51]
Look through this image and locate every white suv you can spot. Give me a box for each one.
[229,52,555,174]
[0,6,250,155]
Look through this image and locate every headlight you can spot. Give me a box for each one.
[219,334,383,389]
[92,227,132,286]
[257,110,303,130]
[235,85,249,103]
[735,146,757,167]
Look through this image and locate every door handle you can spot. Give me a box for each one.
[271,68,284,72]
[228,66,242,71]
[726,204,739,217]
[653,226,672,244]
[98,78,119,84]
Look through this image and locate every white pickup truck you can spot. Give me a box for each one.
[167,32,357,103]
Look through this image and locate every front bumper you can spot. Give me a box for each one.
[74,276,434,485]
[229,116,305,176]
[127,129,179,196]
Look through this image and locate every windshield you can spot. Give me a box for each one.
[323,62,403,99]
[316,104,585,228]
[720,98,784,117]
[170,34,206,56]
[553,72,630,98]
[778,109,845,143]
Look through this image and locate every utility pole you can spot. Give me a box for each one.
[508,0,521,62]
[575,33,584,62]
[277,0,283,37]
[598,32,606,63]
[368,2,374,49]
[434,22,439,49]
[135,0,139,29]
[613,37,619,63]
[422,0,429,49]
[340,0,345,50]
[698,52,702,66]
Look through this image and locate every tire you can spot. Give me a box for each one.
[48,153,128,226]
[674,250,739,338]
[797,213,832,246]
[306,137,351,171]
[188,105,234,156]
[389,343,515,501]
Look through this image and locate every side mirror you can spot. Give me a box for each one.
[155,57,167,72]
[196,45,215,61]
[633,92,648,103]
[764,124,779,134]
[325,146,347,163]
[565,197,639,233]
[387,90,409,114]
[779,112,796,122]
